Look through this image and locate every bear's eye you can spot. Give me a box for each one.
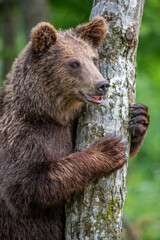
[93,58,98,66]
[69,61,80,70]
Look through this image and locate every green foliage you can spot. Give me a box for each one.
[123,1,160,239]
[49,0,92,29]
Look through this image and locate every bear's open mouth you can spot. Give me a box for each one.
[83,93,103,104]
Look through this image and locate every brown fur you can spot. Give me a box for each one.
[76,16,107,47]
[31,22,57,53]
[0,17,149,240]
[129,103,150,157]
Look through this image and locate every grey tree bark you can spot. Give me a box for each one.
[65,0,145,239]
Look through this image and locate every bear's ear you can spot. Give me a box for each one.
[76,16,107,48]
[31,22,57,53]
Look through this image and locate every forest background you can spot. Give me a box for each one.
[0,0,160,239]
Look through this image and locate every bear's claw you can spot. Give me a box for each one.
[129,103,150,139]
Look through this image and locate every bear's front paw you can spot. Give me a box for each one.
[101,136,127,169]
[86,135,127,170]
[129,103,150,142]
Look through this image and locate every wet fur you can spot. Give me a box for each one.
[0,17,149,240]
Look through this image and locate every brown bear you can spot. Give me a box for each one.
[0,17,149,240]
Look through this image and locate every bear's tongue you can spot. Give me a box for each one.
[92,96,102,101]
[84,93,103,104]
[89,95,103,103]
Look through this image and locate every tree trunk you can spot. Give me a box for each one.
[65,0,145,239]
[20,0,48,40]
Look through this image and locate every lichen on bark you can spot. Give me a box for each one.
[65,0,145,239]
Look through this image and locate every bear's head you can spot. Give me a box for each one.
[13,17,109,124]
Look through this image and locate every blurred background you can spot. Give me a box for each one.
[0,0,159,239]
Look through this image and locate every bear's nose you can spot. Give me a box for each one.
[96,81,110,95]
